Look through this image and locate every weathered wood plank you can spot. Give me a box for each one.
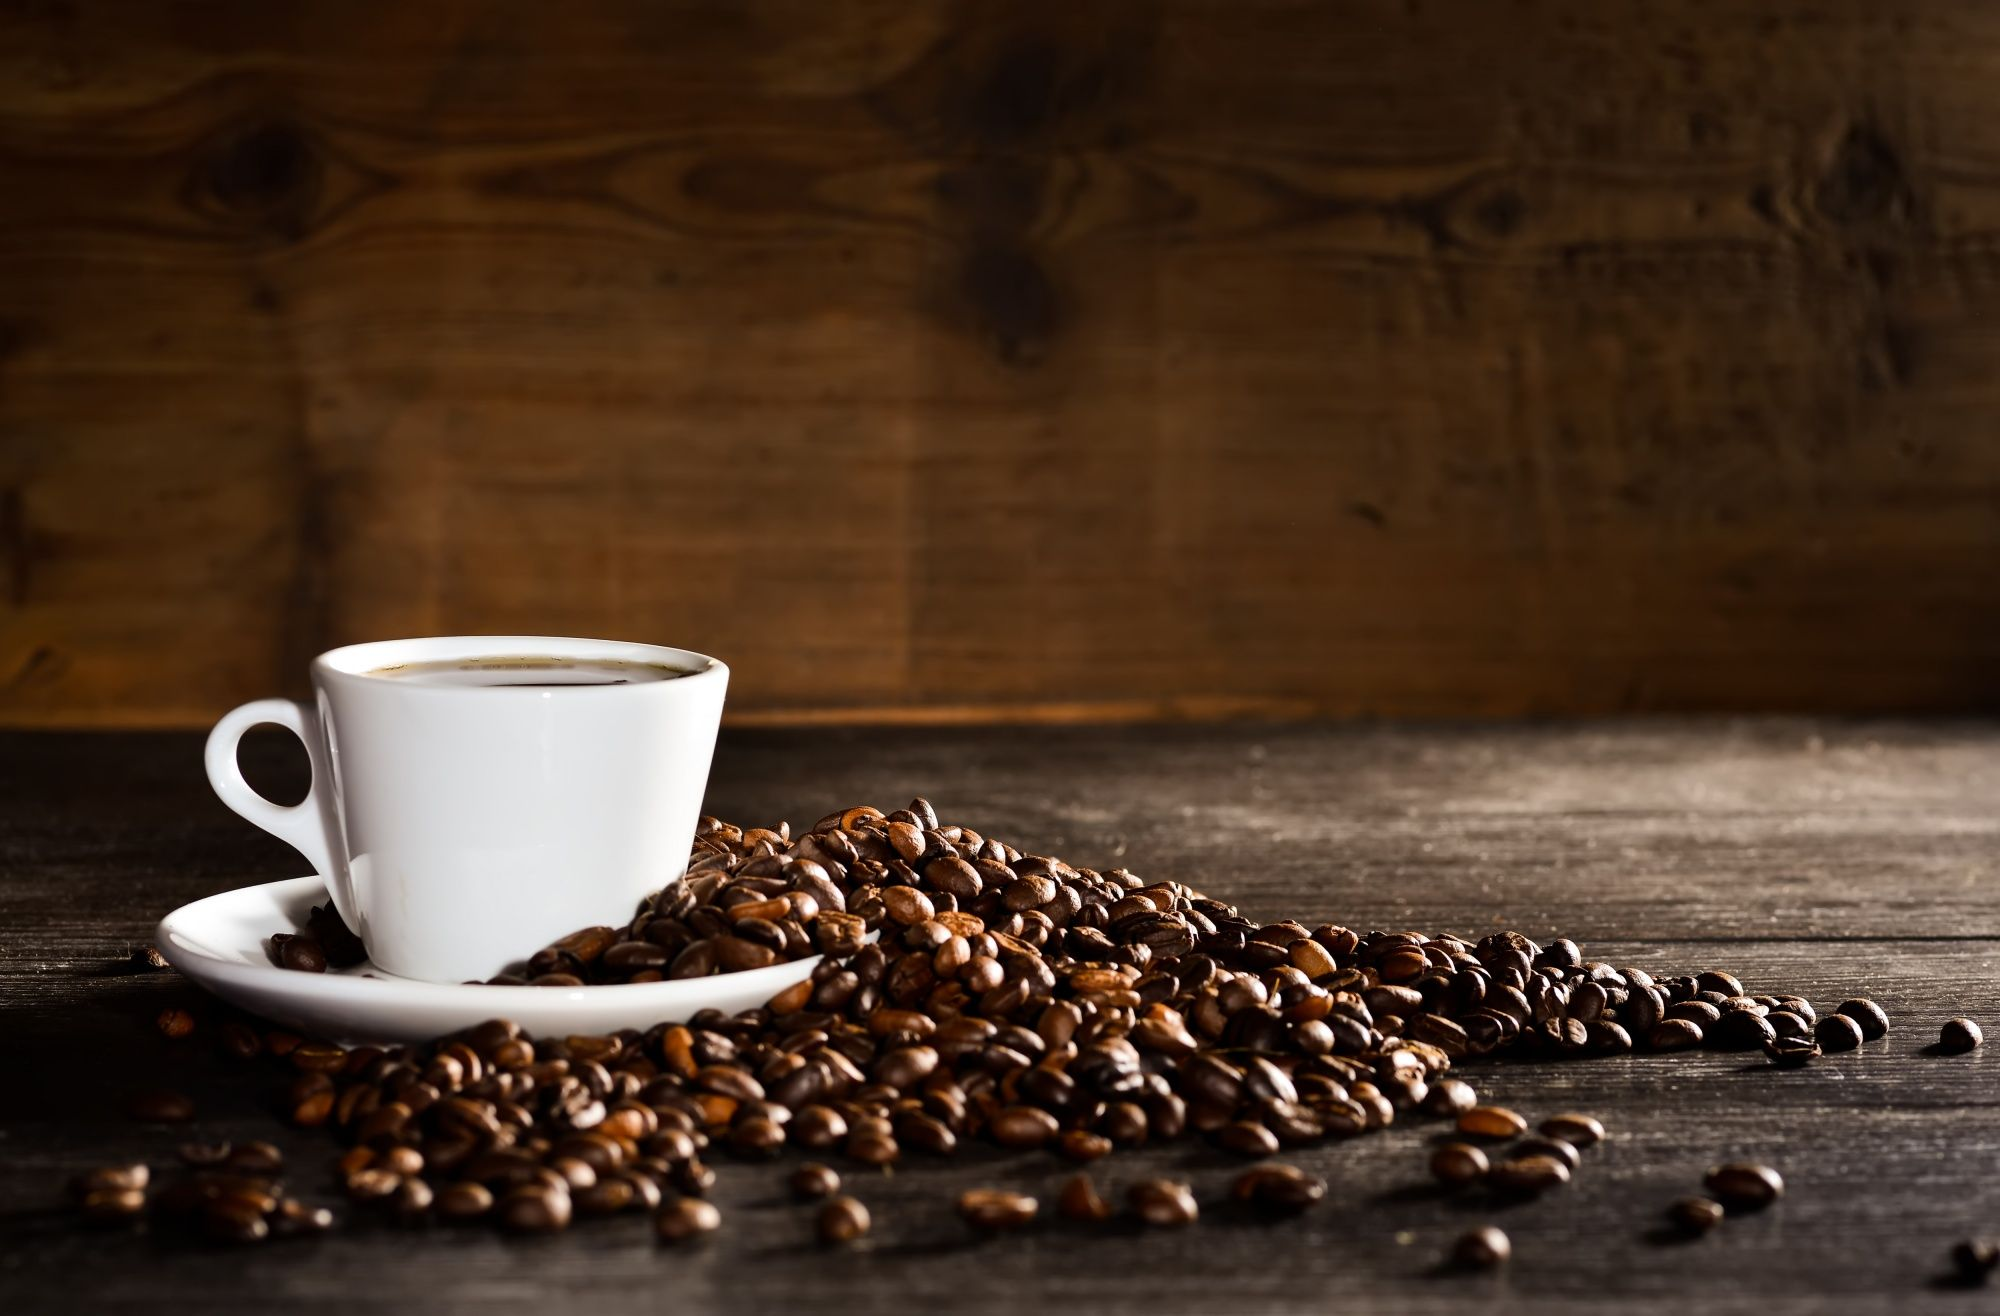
[5,2,2000,724]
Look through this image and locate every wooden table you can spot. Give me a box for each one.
[3,721,1996,1314]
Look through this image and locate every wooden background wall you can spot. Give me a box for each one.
[3,1,1999,727]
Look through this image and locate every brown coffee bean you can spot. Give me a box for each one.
[1455,1105,1526,1139]
[1836,998,1890,1041]
[155,1006,196,1039]
[78,1186,148,1225]
[1430,1142,1490,1187]
[816,1195,870,1245]
[1648,1018,1705,1051]
[1940,1018,1983,1054]
[1537,1113,1604,1147]
[1231,1163,1325,1216]
[1487,1154,1571,1195]
[1703,1161,1784,1212]
[791,1163,840,1200]
[1058,1130,1112,1162]
[273,1199,335,1236]
[958,1188,1038,1231]
[1668,1196,1725,1235]
[203,1197,271,1244]
[1127,1178,1198,1227]
[1951,1239,2000,1285]
[438,1181,494,1221]
[1058,1173,1113,1223]
[1815,1013,1865,1053]
[990,1105,1059,1150]
[127,1089,195,1123]
[1452,1225,1510,1269]
[1764,1035,1821,1067]
[655,1196,720,1242]
[1421,1078,1478,1118]
[72,1164,150,1197]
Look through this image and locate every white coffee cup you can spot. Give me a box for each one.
[204,636,728,983]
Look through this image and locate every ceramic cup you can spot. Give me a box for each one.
[204,636,728,983]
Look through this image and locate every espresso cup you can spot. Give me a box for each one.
[204,636,728,983]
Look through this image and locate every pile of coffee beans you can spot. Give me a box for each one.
[97,800,1922,1258]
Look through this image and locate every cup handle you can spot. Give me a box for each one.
[204,698,354,925]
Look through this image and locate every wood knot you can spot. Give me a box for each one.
[1811,123,1912,231]
[189,118,324,243]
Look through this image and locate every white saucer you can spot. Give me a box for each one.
[156,876,826,1045]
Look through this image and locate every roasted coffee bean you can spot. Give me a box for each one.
[1456,1106,1527,1140]
[1231,1163,1325,1215]
[1488,1154,1571,1195]
[78,1186,148,1225]
[1951,1238,2000,1285]
[1058,1173,1114,1222]
[990,1105,1059,1150]
[1648,1018,1704,1051]
[203,1197,271,1244]
[1421,1078,1478,1118]
[1668,1196,1725,1235]
[127,1089,195,1123]
[791,1163,841,1200]
[499,1184,572,1233]
[1537,1113,1604,1147]
[156,1006,196,1039]
[1710,1009,1777,1051]
[1127,1178,1198,1228]
[273,1199,335,1236]
[1815,1013,1865,1053]
[1764,1035,1821,1068]
[817,1195,870,1245]
[218,1021,263,1060]
[654,1196,720,1242]
[72,1164,150,1198]
[1836,998,1890,1041]
[1703,1162,1783,1212]
[1430,1142,1490,1188]
[1511,1137,1580,1173]
[958,1188,1038,1231]
[1217,1120,1280,1159]
[1452,1226,1511,1270]
[438,1181,494,1221]
[1940,1018,1983,1054]
[1058,1130,1112,1162]
[132,945,170,971]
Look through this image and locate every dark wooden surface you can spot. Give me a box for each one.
[8,1,2000,726]
[2,720,1997,1314]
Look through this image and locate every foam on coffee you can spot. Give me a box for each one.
[364,656,696,687]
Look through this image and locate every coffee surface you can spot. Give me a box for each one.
[364,656,695,687]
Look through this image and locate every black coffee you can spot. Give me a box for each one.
[364,656,696,687]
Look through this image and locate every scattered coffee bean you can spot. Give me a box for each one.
[1815,1013,1865,1053]
[131,945,170,971]
[1511,1137,1580,1173]
[271,933,328,974]
[817,1195,870,1245]
[655,1196,720,1242]
[1058,1130,1112,1162]
[1231,1164,1325,1216]
[1127,1178,1198,1227]
[958,1188,1038,1231]
[1452,1225,1511,1269]
[1668,1196,1725,1235]
[1456,1106,1527,1140]
[1487,1154,1570,1195]
[1538,1113,1604,1147]
[1764,1035,1820,1068]
[1836,998,1890,1041]
[1058,1173,1114,1222]
[791,1163,840,1199]
[1422,1079,1478,1118]
[127,1089,194,1123]
[155,1007,196,1039]
[1940,1019,1983,1054]
[1430,1142,1490,1188]
[1703,1162,1784,1212]
[1951,1238,2000,1285]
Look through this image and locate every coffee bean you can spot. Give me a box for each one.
[1836,998,1890,1041]
[500,1183,572,1233]
[1764,1035,1820,1068]
[273,1199,335,1236]
[1511,1137,1580,1173]
[958,1188,1038,1231]
[1940,1018,1983,1054]
[127,1089,195,1123]
[817,1195,870,1245]
[1648,1018,1704,1051]
[1058,1173,1114,1222]
[272,933,328,974]
[1456,1106,1526,1140]
[155,1006,196,1039]
[1058,1130,1112,1162]
[72,1164,150,1198]
[654,1196,720,1242]
[1710,1009,1777,1051]
[1487,1154,1571,1195]
[1537,1113,1604,1147]
[1703,1162,1783,1212]
[791,1163,841,1199]
[78,1186,148,1225]
[132,945,170,971]
[1421,1079,1478,1118]
[1127,1178,1198,1227]
[1217,1120,1280,1158]
[1668,1196,1725,1235]
[1231,1163,1325,1215]
[438,1181,494,1221]
[1430,1142,1489,1188]
[1815,1013,1865,1053]
[1452,1225,1510,1270]
[990,1105,1059,1150]
[203,1197,271,1244]
[1951,1238,2000,1285]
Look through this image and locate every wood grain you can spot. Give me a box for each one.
[1,720,1996,1314]
[4,2,2000,725]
